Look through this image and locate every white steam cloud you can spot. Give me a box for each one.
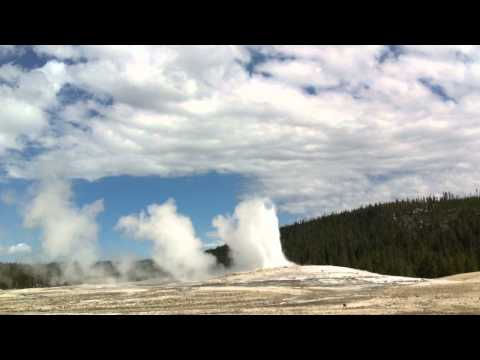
[116,197,291,282]
[213,198,290,271]
[16,179,290,284]
[116,198,217,281]
[23,178,104,268]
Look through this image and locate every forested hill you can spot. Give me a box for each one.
[212,193,480,278]
[282,192,480,278]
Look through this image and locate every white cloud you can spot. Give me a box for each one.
[3,45,480,217]
[32,45,83,61]
[0,59,68,156]
[7,243,32,255]
[0,243,32,255]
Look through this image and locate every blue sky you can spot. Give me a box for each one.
[1,45,480,263]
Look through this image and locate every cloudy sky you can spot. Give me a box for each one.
[1,45,479,262]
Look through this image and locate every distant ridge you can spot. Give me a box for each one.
[0,259,169,290]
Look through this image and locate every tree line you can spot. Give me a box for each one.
[279,192,480,278]
[0,259,168,290]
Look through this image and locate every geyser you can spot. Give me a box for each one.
[23,178,104,270]
[213,198,291,271]
[116,198,217,281]
[116,197,291,282]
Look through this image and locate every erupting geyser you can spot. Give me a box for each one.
[116,197,291,281]
[116,199,217,281]
[213,198,291,271]
[23,178,104,270]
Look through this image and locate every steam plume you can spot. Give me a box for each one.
[23,178,104,269]
[116,198,217,281]
[212,198,291,270]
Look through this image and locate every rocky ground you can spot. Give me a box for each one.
[1,265,479,314]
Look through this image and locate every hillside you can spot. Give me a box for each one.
[214,193,480,278]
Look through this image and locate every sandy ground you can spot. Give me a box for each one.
[1,265,479,314]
